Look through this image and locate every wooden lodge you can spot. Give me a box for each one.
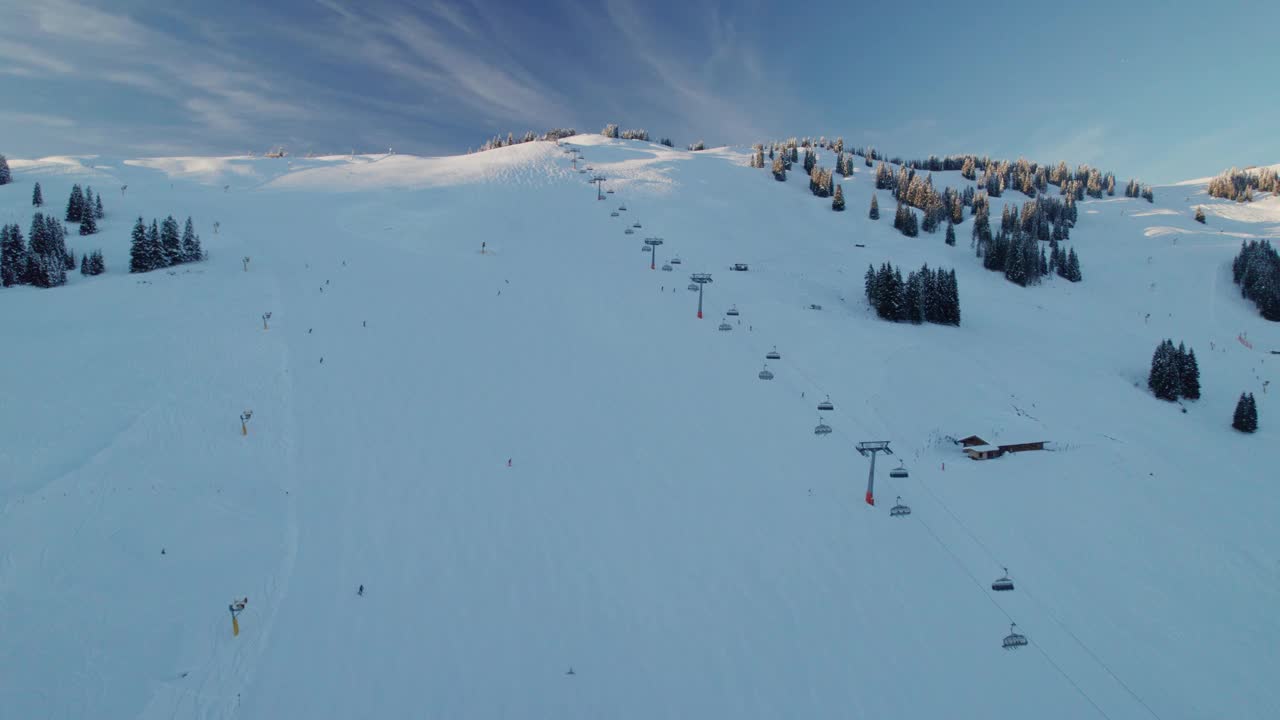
[956,436,1048,461]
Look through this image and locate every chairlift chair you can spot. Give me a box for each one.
[766,346,781,360]
[726,305,739,316]
[611,212,620,217]
[889,461,909,479]
[633,222,642,228]
[625,228,635,234]
[889,496,912,517]
[662,264,673,271]
[670,257,682,264]
[688,283,699,291]
[814,417,832,435]
[758,364,774,380]
[607,189,615,194]
[718,320,733,331]
[991,568,1015,592]
[817,395,834,411]
[1002,624,1028,649]
[619,205,627,211]
[642,245,651,251]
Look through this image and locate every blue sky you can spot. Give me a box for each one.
[0,0,1275,182]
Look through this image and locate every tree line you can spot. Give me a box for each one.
[864,262,961,326]
[129,216,204,273]
[1207,166,1279,202]
[1,213,76,288]
[1232,240,1280,320]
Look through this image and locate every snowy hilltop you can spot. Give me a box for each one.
[0,136,1277,719]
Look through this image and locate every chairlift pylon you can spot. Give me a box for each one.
[992,568,1015,592]
[817,395,834,411]
[814,416,832,435]
[758,363,774,380]
[890,496,911,517]
[1002,623,1028,649]
[889,461,909,479]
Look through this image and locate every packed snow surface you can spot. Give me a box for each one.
[1,137,1277,719]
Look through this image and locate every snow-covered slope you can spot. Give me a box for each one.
[1,138,1276,720]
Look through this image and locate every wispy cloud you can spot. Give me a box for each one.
[0,38,75,74]
[0,110,77,128]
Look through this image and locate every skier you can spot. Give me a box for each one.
[358,585,364,596]
[507,458,512,467]
[362,320,366,327]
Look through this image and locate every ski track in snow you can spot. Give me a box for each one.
[1,137,1278,719]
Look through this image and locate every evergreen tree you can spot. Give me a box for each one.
[84,187,95,219]
[771,153,786,181]
[832,184,845,211]
[1,224,27,286]
[65,184,84,223]
[0,154,10,184]
[1066,247,1082,282]
[902,271,922,324]
[79,208,97,235]
[147,220,164,268]
[181,217,203,262]
[1233,393,1258,433]
[64,248,75,271]
[1195,207,1206,224]
[945,221,956,246]
[94,194,104,220]
[32,182,43,207]
[1148,340,1181,401]
[129,217,149,273]
[92,249,105,275]
[869,194,880,220]
[1178,345,1201,400]
[80,253,89,275]
[161,215,182,266]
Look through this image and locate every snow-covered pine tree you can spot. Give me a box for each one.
[130,218,149,273]
[869,194,879,220]
[771,153,786,181]
[1066,247,1082,282]
[91,249,105,275]
[64,248,75,271]
[183,217,204,262]
[160,216,182,266]
[147,219,164,269]
[902,207,919,237]
[1195,206,1206,224]
[32,182,43,207]
[1178,346,1201,400]
[1233,393,1258,433]
[1,224,26,286]
[80,253,89,275]
[65,184,84,223]
[901,271,921,322]
[832,184,845,211]
[1148,340,1181,401]
[0,154,10,184]
[79,208,97,235]
[945,221,956,246]
[94,193,104,220]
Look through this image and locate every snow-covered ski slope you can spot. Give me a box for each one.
[1,137,1277,720]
